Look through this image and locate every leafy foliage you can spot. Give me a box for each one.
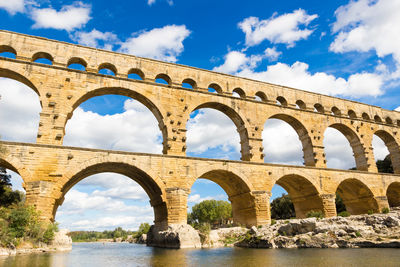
[0,167,23,207]
[270,194,295,219]
[376,155,393,174]
[188,200,232,227]
[69,224,150,242]
[338,211,350,217]
[134,223,150,238]
[335,193,346,213]
[306,210,324,219]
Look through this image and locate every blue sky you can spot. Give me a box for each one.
[0,0,399,230]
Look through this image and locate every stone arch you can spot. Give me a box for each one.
[67,57,87,70]
[191,102,250,161]
[232,88,246,98]
[67,87,168,154]
[266,114,315,166]
[362,112,370,120]
[56,161,167,226]
[190,169,256,226]
[374,130,400,173]
[386,182,400,207]
[327,123,368,171]
[32,52,53,64]
[314,103,324,113]
[98,63,117,75]
[155,73,171,85]
[0,45,17,56]
[273,174,323,218]
[0,68,41,102]
[208,83,223,94]
[331,106,341,116]
[374,115,382,123]
[128,68,145,80]
[348,110,357,119]
[182,78,196,89]
[295,100,306,109]
[255,91,267,102]
[385,117,393,125]
[276,96,287,106]
[335,178,378,214]
[0,155,32,184]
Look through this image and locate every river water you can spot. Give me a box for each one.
[1,242,400,267]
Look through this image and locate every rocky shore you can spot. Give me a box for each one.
[148,208,400,249]
[0,229,72,256]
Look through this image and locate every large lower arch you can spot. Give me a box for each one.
[191,102,250,161]
[67,87,168,154]
[374,130,400,174]
[327,123,368,171]
[336,178,378,214]
[55,162,167,227]
[387,182,400,207]
[267,114,315,166]
[190,170,258,226]
[274,174,324,218]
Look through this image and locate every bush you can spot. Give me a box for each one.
[306,210,324,219]
[270,219,276,225]
[382,207,390,214]
[367,209,374,215]
[338,211,350,217]
[355,231,362,237]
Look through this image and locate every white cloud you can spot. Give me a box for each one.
[238,9,318,47]
[372,134,389,160]
[71,29,118,50]
[264,47,281,61]
[31,2,91,31]
[186,109,240,155]
[63,99,163,154]
[71,215,153,231]
[330,0,400,65]
[147,0,173,6]
[119,25,191,62]
[187,193,225,204]
[0,78,41,142]
[0,0,25,15]
[213,51,250,73]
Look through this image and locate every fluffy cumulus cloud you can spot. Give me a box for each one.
[71,29,118,50]
[31,2,91,31]
[63,99,163,153]
[238,9,318,47]
[119,25,191,62]
[331,0,400,65]
[0,0,25,15]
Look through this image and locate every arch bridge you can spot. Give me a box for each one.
[1,30,400,228]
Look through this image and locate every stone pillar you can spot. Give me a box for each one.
[312,145,326,168]
[252,191,271,225]
[165,187,189,225]
[163,106,187,156]
[244,124,264,163]
[25,181,57,222]
[36,100,67,145]
[375,196,390,212]
[365,142,378,173]
[320,194,337,217]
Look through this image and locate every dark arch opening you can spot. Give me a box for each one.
[208,83,222,94]
[66,87,167,154]
[0,45,17,59]
[98,63,117,76]
[190,170,255,226]
[264,114,315,166]
[331,106,341,116]
[362,112,370,120]
[325,123,368,171]
[155,74,171,85]
[314,103,324,113]
[276,96,287,106]
[385,117,393,125]
[254,91,267,102]
[182,78,196,89]
[374,130,400,174]
[274,175,323,218]
[67,57,87,71]
[348,110,357,119]
[232,88,245,98]
[374,115,382,123]
[55,162,166,226]
[336,178,378,215]
[387,182,400,207]
[32,52,53,65]
[295,100,306,109]
[189,102,250,161]
[128,68,145,80]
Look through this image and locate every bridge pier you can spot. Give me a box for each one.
[320,194,337,217]
[25,181,58,222]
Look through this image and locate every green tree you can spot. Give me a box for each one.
[0,167,22,207]
[270,193,295,219]
[335,193,346,213]
[188,200,232,227]
[377,155,393,174]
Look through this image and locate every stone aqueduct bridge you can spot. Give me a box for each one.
[1,30,400,228]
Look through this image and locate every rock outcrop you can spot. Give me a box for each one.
[147,224,201,248]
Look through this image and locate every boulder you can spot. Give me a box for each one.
[146,224,201,248]
[50,229,72,251]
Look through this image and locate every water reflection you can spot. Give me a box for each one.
[1,243,400,267]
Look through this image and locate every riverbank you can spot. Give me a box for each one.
[0,229,72,256]
[202,208,400,248]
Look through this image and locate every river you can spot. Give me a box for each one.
[1,243,400,267]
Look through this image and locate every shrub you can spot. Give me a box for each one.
[270,219,276,225]
[367,210,374,215]
[382,207,390,214]
[355,231,362,237]
[338,211,350,217]
[306,210,324,219]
